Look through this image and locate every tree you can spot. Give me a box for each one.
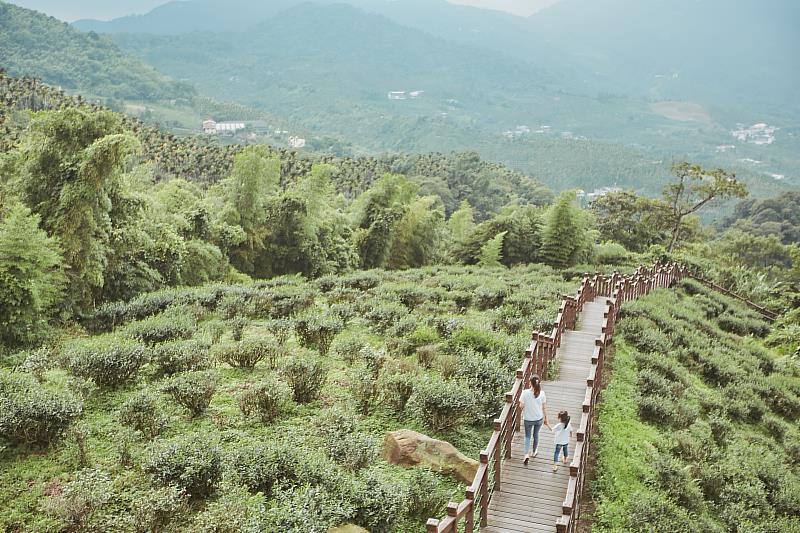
[10,108,140,310]
[447,200,476,245]
[590,191,672,252]
[478,231,507,267]
[0,202,65,347]
[540,191,594,268]
[663,162,747,252]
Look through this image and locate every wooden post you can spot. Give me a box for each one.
[505,391,514,457]
[426,518,440,533]
[479,452,489,527]
[493,419,502,490]
[464,490,475,533]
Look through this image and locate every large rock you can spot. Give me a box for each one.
[381,429,478,484]
[328,525,370,533]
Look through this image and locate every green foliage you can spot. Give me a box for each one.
[143,434,222,499]
[722,191,800,245]
[541,190,594,268]
[126,310,196,346]
[213,338,273,369]
[149,339,210,378]
[118,388,169,439]
[590,191,672,252]
[478,231,506,267]
[131,486,188,533]
[63,336,149,388]
[191,482,266,533]
[0,371,83,446]
[294,315,344,355]
[0,202,65,348]
[378,369,416,415]
[161,371,217,418]
[280,356,328,403]
[406,376,475,431]
[236,375,293,423]
[44,469,112,531]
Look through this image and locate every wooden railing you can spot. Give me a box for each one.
[426,261,687,533]
[687,273,778,322]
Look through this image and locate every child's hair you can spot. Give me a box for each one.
[530,374,541,397]
[558,410,570,425]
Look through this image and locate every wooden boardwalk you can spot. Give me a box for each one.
[483,300,607,533]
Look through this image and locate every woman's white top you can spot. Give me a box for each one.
[520,388,546,421]
[552,421,573,445]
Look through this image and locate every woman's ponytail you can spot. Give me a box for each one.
[530,374,541,397]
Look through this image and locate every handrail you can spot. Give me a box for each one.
[687,273,778,322]
[426,261,688,533]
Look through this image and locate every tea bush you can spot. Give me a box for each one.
[280,356,328,403]
[236,375,293,423]
[0,371,83,446]
[44,469,112,531]
[191,482,266,532]
[160,371,217,418]
[63,336,149,388]
[149,339,210,378]
[143,434,222,498]
[295,315,344,355]
[406,376,475,431]
[118,388,169,439]
[213,338,273,369]
[378,370,416,414]
[126,310,195,346]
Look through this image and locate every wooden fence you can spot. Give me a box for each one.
[425,261,688,533]
[687,273,778,322]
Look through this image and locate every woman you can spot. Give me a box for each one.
[519,374,549,465]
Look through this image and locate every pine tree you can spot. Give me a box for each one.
[0,202,65,347]
[541,191,583,268]
[478,231,507,267]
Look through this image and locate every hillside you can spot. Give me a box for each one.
[528,0,800,115]
[591,278,799,531]
[102,2,797,197]
[0,1,191,101]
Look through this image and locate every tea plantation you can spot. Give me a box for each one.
[0,265,576,532]
[590,278,800,533]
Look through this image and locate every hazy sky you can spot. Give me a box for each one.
[9,0,561,22]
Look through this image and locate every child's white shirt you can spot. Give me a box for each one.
[552,421,573,445]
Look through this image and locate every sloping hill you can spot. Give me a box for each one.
[0,1,191,100]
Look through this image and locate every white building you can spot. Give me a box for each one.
[388,91,407,100]
[288,136,306,149]
[202,120,246,135]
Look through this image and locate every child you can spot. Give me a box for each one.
[551,410,573,472]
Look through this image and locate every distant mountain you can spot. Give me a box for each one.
[527,0,800,114]
[0,1,191,100]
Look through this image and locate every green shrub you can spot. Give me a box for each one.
[0,371,82,446]
[213,338,273,369]
[594,242,629,265]
[150,339,210,378]
[350,467,409,532]
[435,352,460,379]
[63,336,149,388]
[718,311,770,337]
[143,434,222,499]
[622,490,706,533]
[263,485,354,533]
[378,371,416,414]
[228,317,248,341]
[456,351,509,421]
[651,455,704,511]
[44,469,112,531]
[365,302,408,333]
[402,325,440,356]
[350,365,377,415]
[280,356,328,403]
[407,376,475,431]
[160,371,217,418]
[191,482,266,532]
[473,284,508,310]
[326,432,377,472]
[416,343,438,369]
[329,333,370,364]
[406,469,450,521]
[341,270,383,290]
[126,311,195,346]
[118,389,169,439]
[236,376,293,423]
[294,316,344,355]
[131,486,187,533]
[20,348,52,382]
[448,327,501,356]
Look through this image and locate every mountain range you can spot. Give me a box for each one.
[3,0,797,197]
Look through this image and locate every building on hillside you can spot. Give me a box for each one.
[201,120,247,135]
[388,91,407,100]
[288,136,306,149]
